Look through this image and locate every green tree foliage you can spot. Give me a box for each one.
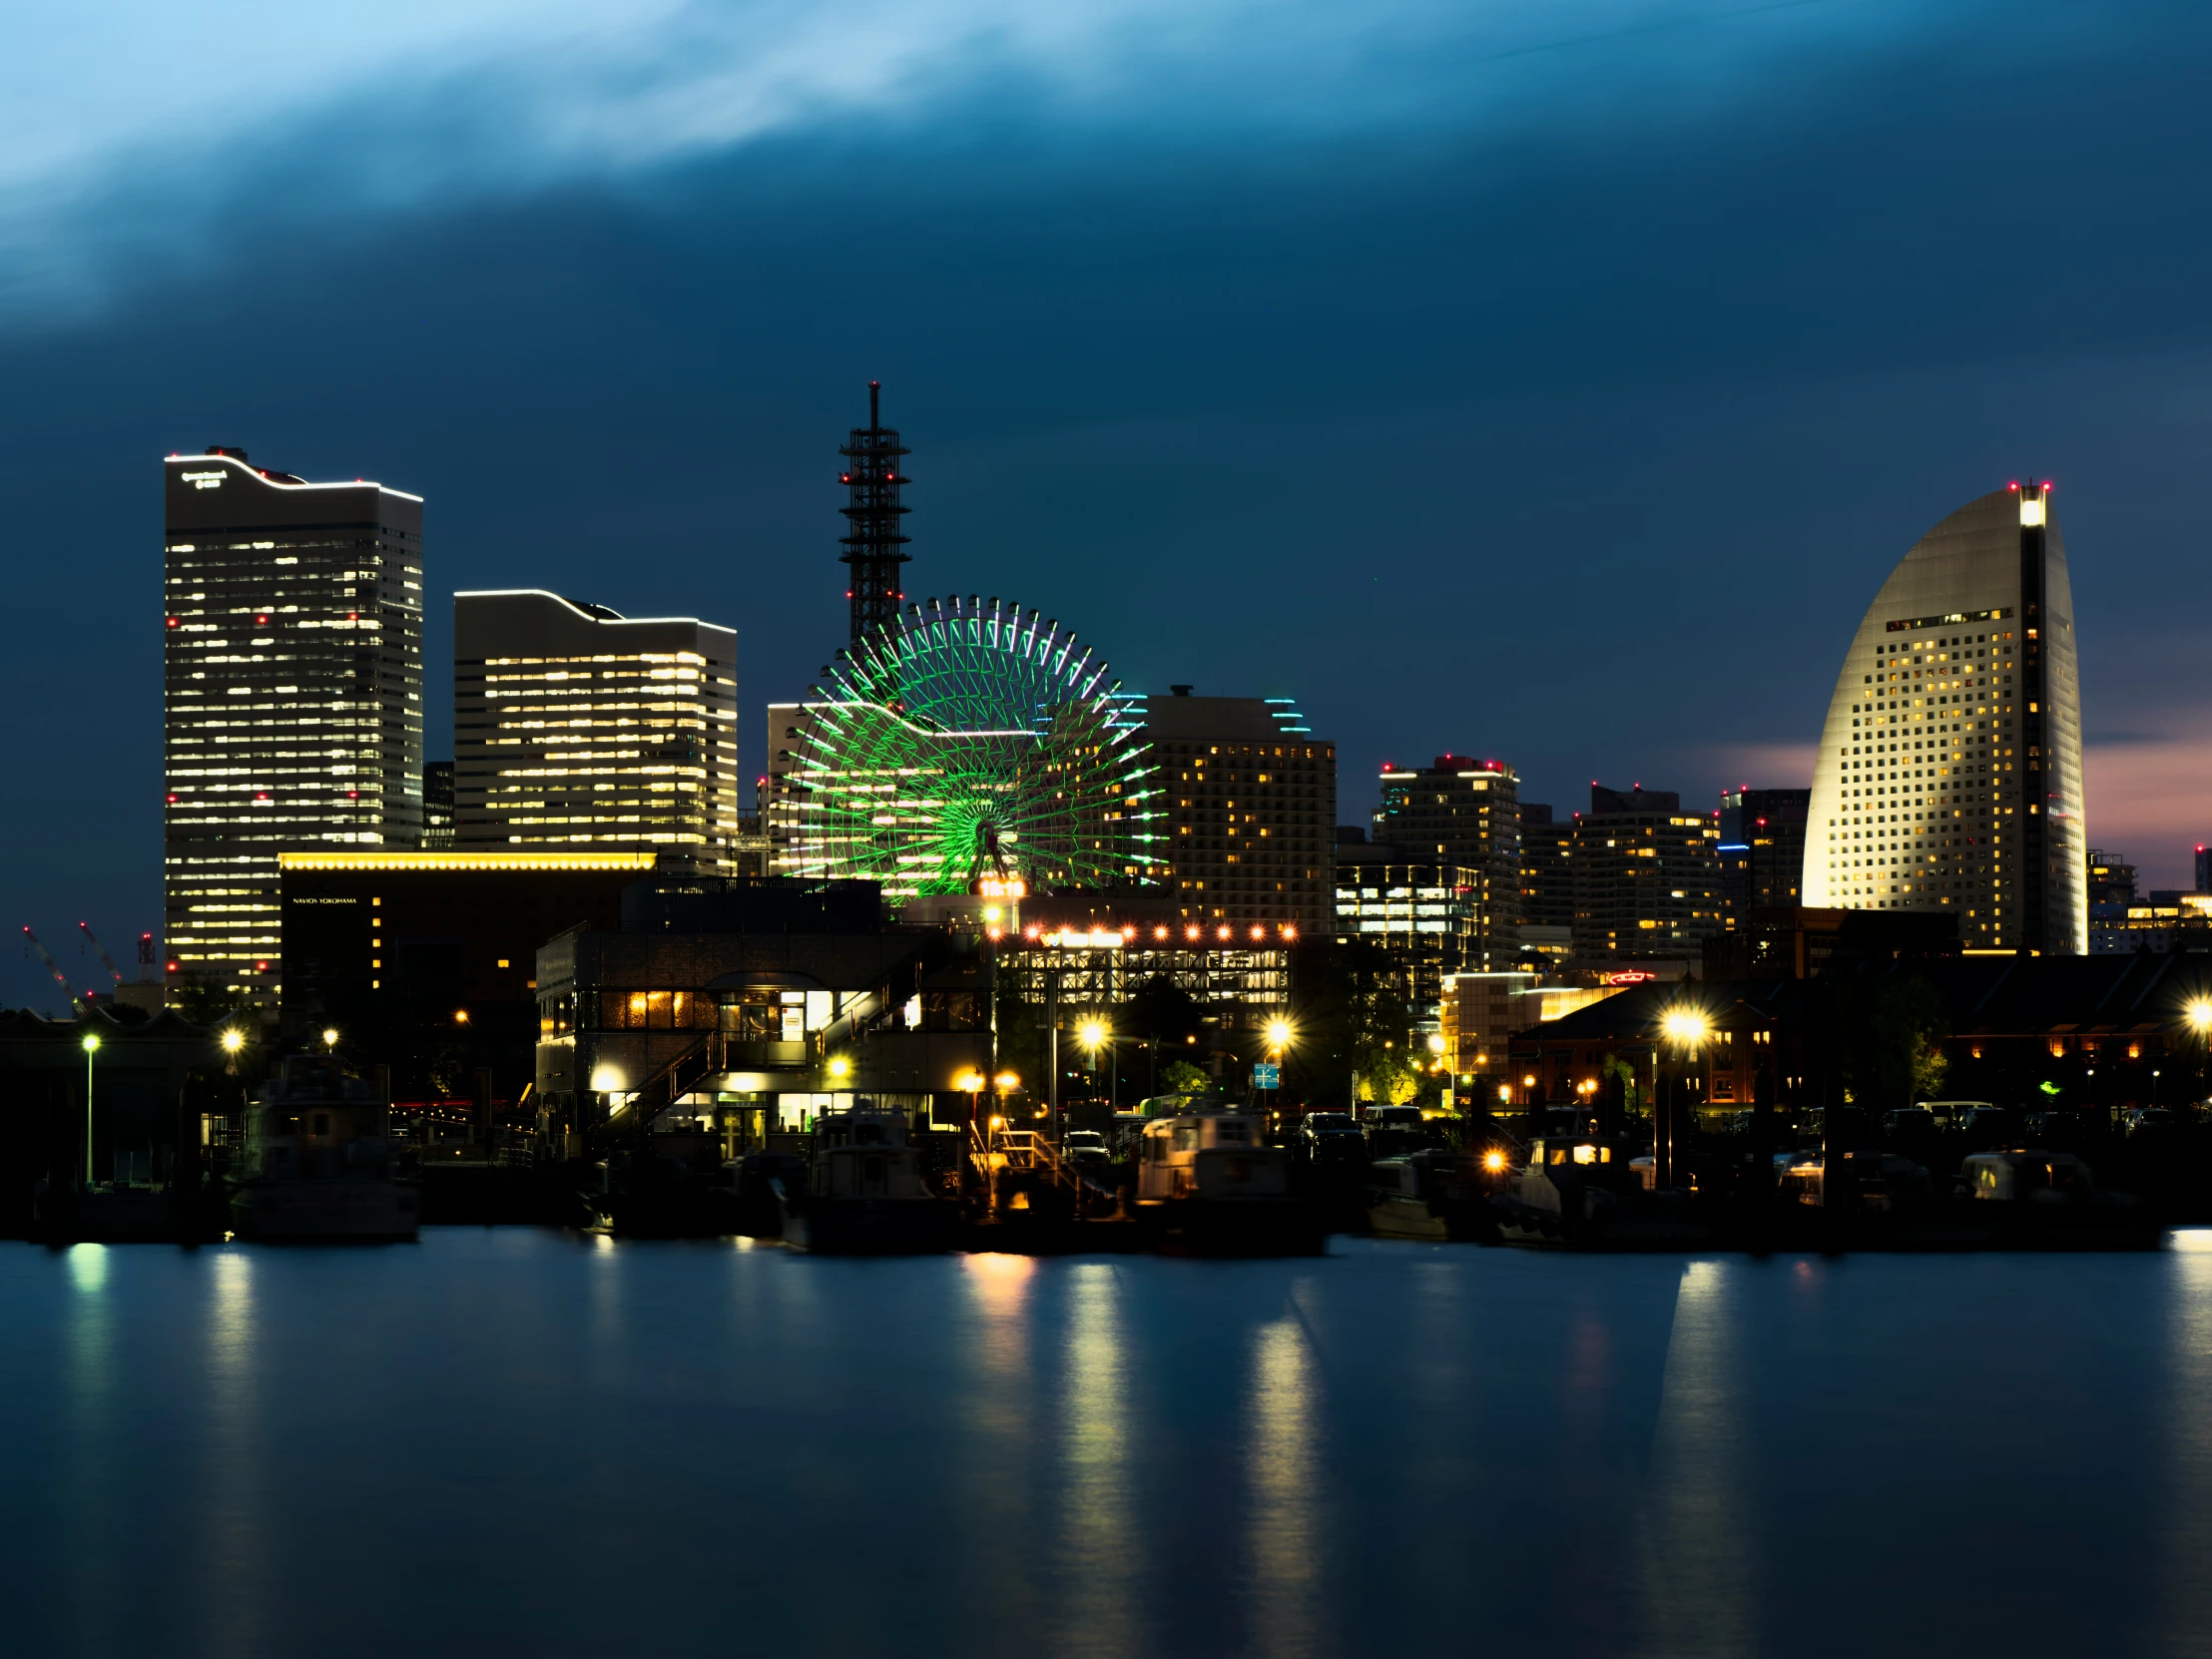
[1158,1058,1210,1095]
[1282,939,1413,1108]
[1835,975,1949,1114]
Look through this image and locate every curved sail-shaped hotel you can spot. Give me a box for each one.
[1802,483,2085,954]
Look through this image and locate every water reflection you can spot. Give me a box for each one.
[964,1255,1039,1638]
[1640,1261,1756,1659]
[1053,1265,1136,1657]
[1246,1314,1322,1659]
[62,1246,115,1659]
[2161,1239,2212,1655]
[200,1250,263,1656]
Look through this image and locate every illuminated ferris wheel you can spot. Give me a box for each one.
[781,596,1158,896]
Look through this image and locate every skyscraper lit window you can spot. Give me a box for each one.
[1802,484,2085,953]
[164,447,424,1006]
[453,591,738,865]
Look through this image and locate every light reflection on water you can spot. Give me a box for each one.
[9,1234,2212,1659]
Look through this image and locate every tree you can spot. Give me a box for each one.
[1834,974,1949,1114]
[1158,1058,1210,1095]
[1281,938,1413,1108]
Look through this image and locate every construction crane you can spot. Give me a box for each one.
[79,921,127,990]
[22,926,84,1010]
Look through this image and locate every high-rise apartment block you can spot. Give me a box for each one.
[1371,755,1521,956]
[453,591,739,865]
[1139,688,1335,935]
[1804,483,2085,952]
[163,447,424,1003]
[1719,788,1810,915]
[1332,830,1493,1024]
[1568,785,1725,960]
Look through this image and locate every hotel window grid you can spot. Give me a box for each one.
[453,593,739,866]
[163,452,424,1005]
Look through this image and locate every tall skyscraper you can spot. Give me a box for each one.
[1568,785,1725,960]
[1370,755,1521,964]
[164,446,423,1004]
[1803,483,2085,952]
[1138,688,1336,935]
[453,591,739,864]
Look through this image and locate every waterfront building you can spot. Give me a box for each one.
[1719,789,1810,917]
[1135,687,1336,936]
[422,762,455,848]
[1803,482,2086,952]
[277,848,659,1094]
[2199,843,2211,893]
[534,905,991,1153]
[1439,970,1621,1080]
[998,892,1294,1023]
[1568,785,1726,961]
[164,447,424,1006]
[453,590,739,866]
[2086,849,2138,905]
[1371,756,1520,964]
[1517,803,1575,967]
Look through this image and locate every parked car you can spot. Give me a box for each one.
[1060,1130,1113,1171]
[1884,1107,1938,1141]
[1363,1104,1433,1157]
[1297,1111,1369,1167]
[2123,1108,2179,1138]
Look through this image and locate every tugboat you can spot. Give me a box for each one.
[783,1104,960,1255]
[1363,1148,1501,1243]
[229,1054,420,1242]
[1133,1105,1324,1256]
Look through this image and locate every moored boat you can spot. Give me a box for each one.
[783,1105,960,1255]
[229,1054,420,1242]
[1363,1149,1501,1243]
[1134,1107,1324,1256]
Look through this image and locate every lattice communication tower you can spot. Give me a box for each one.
[837,381,910,644]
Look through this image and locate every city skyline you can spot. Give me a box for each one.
[8,3,2212,1005]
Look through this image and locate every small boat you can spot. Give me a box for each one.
[1362,1149,1500,1243]
[783,1106,960,1255]
[1133,1107,1324,1256]
[1494,1135,1708,1249]
[230,1054,420,1242]
[1941,1149,2162,1250]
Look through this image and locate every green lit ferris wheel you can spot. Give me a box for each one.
[782,597,1158,897]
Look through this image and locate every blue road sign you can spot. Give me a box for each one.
[1252,1063,1280,1088]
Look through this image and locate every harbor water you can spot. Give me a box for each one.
[7,1231,2212,1658]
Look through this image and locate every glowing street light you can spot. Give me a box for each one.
[1077,1018,1109,1053]
[221,1028,245,1055]
[321,1026,339,1052]
[828,1055,852,1082]
[1267,1018,1295,1053]
[1661,1007,1711,1049]
[81,1031,101,1186]
[2186,999,2212,1036]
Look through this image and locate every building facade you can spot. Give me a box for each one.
[422,761,455,848]
[1136,688,1335,936]
[1803,483,2086,952]
[1568,786,1726,961]
[163,447,424,1005]
[1371,756,1520,964]
[453,590,739,866]
[1332,853,1491,1027]
[1719,788,1810,917]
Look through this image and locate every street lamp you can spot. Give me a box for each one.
[828,1055,851,1083]
[1658,1005,1710,1191]
[321,1026,339,1052]
[1264,1017,1294,1118]
[1077,1018,1115,1111]
[81,1031,101,1187]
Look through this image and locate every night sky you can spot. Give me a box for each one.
[5,0,2210,1008]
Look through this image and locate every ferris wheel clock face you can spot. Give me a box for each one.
[788,597,1159,896]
